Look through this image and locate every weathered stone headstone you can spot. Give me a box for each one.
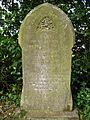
[18,3,79,120]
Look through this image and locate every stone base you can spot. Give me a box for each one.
[22,110,79,120]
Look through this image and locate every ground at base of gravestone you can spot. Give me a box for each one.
[0,104,80,120]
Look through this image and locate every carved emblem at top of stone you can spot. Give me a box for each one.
[37,16,54,30]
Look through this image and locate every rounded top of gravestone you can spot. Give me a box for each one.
[18,3,75,48]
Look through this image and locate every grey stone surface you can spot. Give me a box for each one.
[18,3,79,120]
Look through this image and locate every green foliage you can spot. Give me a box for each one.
[76,88,90,120]
[72,49,90,119]
[0,35,22,106]
[0,0,90,119]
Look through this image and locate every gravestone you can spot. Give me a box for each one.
[18,3,79,120]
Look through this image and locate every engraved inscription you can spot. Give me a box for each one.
[37,16,54,30]
[19,3,75,113]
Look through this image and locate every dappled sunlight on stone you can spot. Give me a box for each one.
[18,3,79,120]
